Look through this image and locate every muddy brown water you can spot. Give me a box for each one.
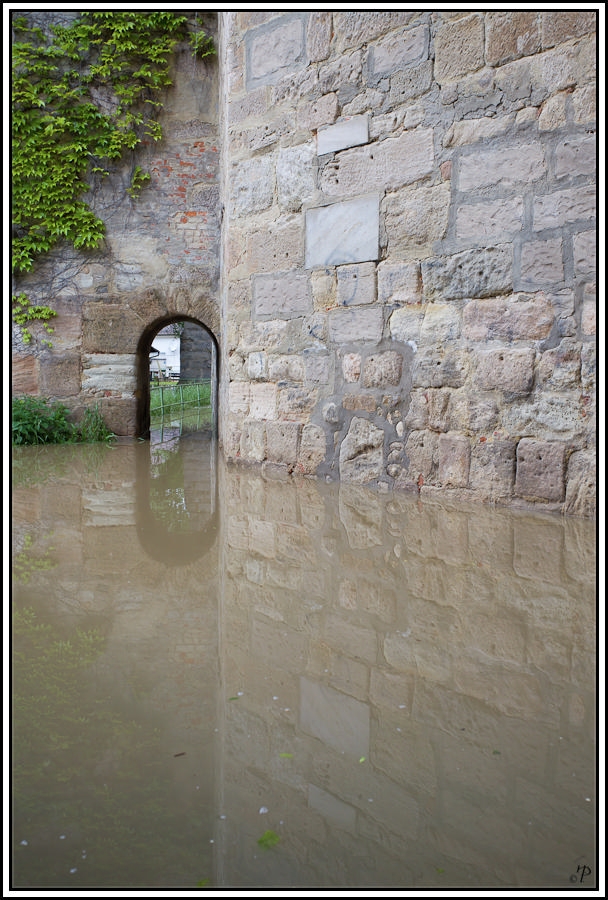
[11,434,596,889]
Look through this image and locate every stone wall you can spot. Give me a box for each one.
[218,11,596,516]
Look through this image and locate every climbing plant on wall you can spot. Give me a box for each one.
[11,11,214,341]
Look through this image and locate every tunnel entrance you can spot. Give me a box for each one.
[136,316,218,441]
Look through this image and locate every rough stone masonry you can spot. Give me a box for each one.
[12,11,597,516]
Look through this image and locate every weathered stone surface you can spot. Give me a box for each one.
[540,11,597,49]
[339,416,384,483]
[245,14,307,89]
[305,195,380,268]
[378,262,422,305]
[448,395,499,435]
[463,293,554,341]
[485,12,541,67]
[422,245,513,302]
[573,230,596,277]
[388,61,433,105]
[469,439,516,499]
[434,14,485,83]
[342,394,376,413]
[320,128,434,196]
[537,339,581,391]
[81,354,136,394]
[241,420,266,462]
[554,134,596,180]
[515,438,566,501]
[249,382,278,420]
[277,385,318,421]
[443,114,514,148]
[247,351,267,380]
[533,185,596,231]
[276,143,316,212]
[297,92,339,130]
[328,306,384,344]
[39,353,81,397]
[520,238,564,289]
[12,355,39,394]
[231,156,274,216]
[306,11,332,63]
[253,272,312,319]
[229,382,250,415]
[362,351,403,388]
[427,389,451,432]
[458,143,545,192]
[419,304,461,344]
[317,115,369,155]
[336,262,376,306]
[564,449,596,517]
[413,348,469,388]
[266,420,301,465]
[368,24,429,79]
[404,429,439,481]
[246,220,304,272]
[99,398,137,436]
[298,423,326,473]
[456,197,524,243]
[333,11,415,53]
[82,304,141,354]
[502,394,585,437]
[438,433,470,487]
[342,353,361,383]
[385,183,450,259]
[268,354,305,382]
[538,91,568,131]
[474,348,535,394]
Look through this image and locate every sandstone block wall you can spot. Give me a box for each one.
[218,11,597,516]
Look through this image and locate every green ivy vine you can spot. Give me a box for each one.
[11,11,214,341]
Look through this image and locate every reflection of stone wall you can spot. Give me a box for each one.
[218,463,595,886]
[220,11,597,516]
[180,322,214,382]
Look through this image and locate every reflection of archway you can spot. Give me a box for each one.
[135,435,219,566]
[136,315,219,439]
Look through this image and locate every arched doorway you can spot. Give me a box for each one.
[136,316,219,440]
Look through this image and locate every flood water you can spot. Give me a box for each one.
[11,432,597,890]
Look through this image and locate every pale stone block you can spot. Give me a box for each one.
[249,382,278,420]
[533,185,596,231]
[81,354,136,394]
[564,449,596,517]
[305,195,380,268]
[298,423,327,473]
[474,348,535,394]
[455,197,524,242]
[268,354,305,382]
[246,14,306,88]
[538,92,568,130]
[520,238,564,289]
[434,14,485,83]
[277,143,316,212]
[389,304,425,345]
[554,134,596,179]
[388,61,433,105]
[378,262,422,305]
[404,429,439,480]
[573,231,596,276]
[515,438,566,501]
[448,395,499,434]
[277,385,318,421]
[419,304,461,344]
[443,114,515,147]
[310,269,337,310]
[253,271,312,318]
[333,11,415,53]
[266,421,301,465]
[463,293,554,341]
[384,182,450,259]
[297,92,339,131]
[572,83,596,124]
[469,440,516,498]
[438,433,470,487]
[306,11,332,62]
[458,143,546,191]
[300,676,370,758]
[369,24,429,78]
[228,382,250,415]
[308,784,356,831]
[317,49,362,95]
[422,245,513,302]
[317,115,369,155]
[412,348,468,388]
[581,299,596,336]
[342,353,361,382]
[328,305,384,344]
[530,43,578,97]
[362,351,403,387]
[231,156,274,217]
[485,11,541,67]
[537,339,581,391]
[427,388,451,432]
[336,262,376,306]
[247,221,304,273]
[247,351,267,380]
[540,11,597,49]
[241,420,266,462]
[320,128,434,196]
[303,352,330,384]
[339,417,384,484]
[494,56,532,102]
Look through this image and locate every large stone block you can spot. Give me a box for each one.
[438,433,470,488]
[462,293,554,341]
[319,128,434,196]
[455,197,524,243]
[485,12,541,67]
[296,92,339,131]
[240,420,266,462]
[230,156,274,217]
[12,355,39,395]
[422,245,513,302]
[39,353,81,398]
[519,238,564,289]
[434,14,485,83]
[444,114,515,148]
[533,185,596,231]
[266,421,301,466]
[469,439,516,498]
[404,429,439,481]
[388,60,434,105]
[368,24,429,79]
[554,134,596,180]
[564,449,596,517]
[515,438,566,501]
[249,382,278,420]
[306,11,332,62]
[82,303,140,354]
[333,11,415,53]
[378,262,422,306]
[336,262,376,306]
[412,348,469,388]
[317,114,369,155]
[362,351,403,388]
[298,423,327,473]
[99,398,137,436]
[385,183,451,259]
[419,303,462,345]
[474,347,535,394]
[81,354,136,394]
[573,230,596,277]
[253,272,312,319]
[540,11,597,49]
[276,143,316,212]
[305,195,380,268]
[458,142,546,192]
[339,416,384,483]
[245,14,307,89]
[328,306,384,344]
[246,220,304,273]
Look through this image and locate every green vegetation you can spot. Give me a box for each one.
[13,534,56,585]
[257,830,281,850]
[11,11,214,340]
[150,381,212,416]
[12,396,115,445]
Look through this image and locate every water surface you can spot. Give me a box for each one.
[11,436,597,889]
